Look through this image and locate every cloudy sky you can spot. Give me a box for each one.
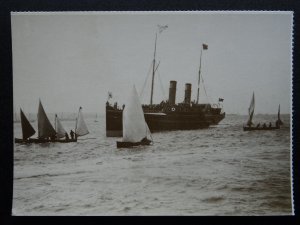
[11,11,292,115]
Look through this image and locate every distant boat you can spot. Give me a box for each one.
[15,100,76,143]
[75,106,89,139]
[276,104,284,126]
[243,92,280,131]
[117,85,152,148]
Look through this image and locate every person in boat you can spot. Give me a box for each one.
[263,123,267,128]
[269,122,272,128]
[256,123,260,128]
[65,132,69,141]
[70,130,75,140]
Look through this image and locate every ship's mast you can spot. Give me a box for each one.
[196,48,203,104]
[150,33,157,105]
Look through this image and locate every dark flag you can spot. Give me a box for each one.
[202,44,208,50]
[108,92,112,99]
[158,24,168,34]
[218,98,224,102]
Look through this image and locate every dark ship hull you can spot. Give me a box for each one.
[106,81,225,137]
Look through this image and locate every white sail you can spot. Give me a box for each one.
[122,85,150,142]
[38,100,56,138]
[55,114,67,138]
[246,92,255,126]
[75,107,89,137]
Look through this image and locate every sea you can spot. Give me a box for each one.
[12,114,293,216]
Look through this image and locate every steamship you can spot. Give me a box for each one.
[106,27,225,137]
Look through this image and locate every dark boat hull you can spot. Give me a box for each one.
[116,140,151,148]
[243,126,280,131]
[15,138,77,144]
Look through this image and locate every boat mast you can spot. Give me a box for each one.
[150,33,157,105]
[196,48,203,104]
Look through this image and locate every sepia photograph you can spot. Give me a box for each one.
[11,11,293,215]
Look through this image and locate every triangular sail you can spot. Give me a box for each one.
[277,104,283,125]
[123,85,151,142]
[55,114,67,138]
[38,100,56,138]
[75,107,89,137]
[20,108,36,139]
[246,92,255,126]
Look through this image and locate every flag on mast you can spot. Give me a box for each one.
[158,24,168,34]
[202,44,208,50]
[108,91,112,100]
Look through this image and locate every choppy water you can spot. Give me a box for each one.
[13,114,292,215]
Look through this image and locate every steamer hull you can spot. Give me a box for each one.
[106,104,223,137]
[106,80,225,137]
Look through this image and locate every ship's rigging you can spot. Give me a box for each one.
[140,25,213,105]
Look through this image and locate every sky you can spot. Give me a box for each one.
[11,11,293,115]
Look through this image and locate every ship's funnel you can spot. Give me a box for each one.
[168,80,177,105]
[184,83,192,104]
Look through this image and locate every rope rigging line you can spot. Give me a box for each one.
[201,75,213,103]
[140,61,153,99]
[157,70,167,101]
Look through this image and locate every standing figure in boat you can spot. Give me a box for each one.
[70,130,75,140]
[117,85,153,148]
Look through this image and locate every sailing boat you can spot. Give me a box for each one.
[75,106,89,139]
[15,100,77,143]
[15,100,56,143]
[247,92,255,127]
[243,93,280,131]
[54,114,73,141]
[117,85,152,148]
[276,104,284,126]
[54,114,77,142]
